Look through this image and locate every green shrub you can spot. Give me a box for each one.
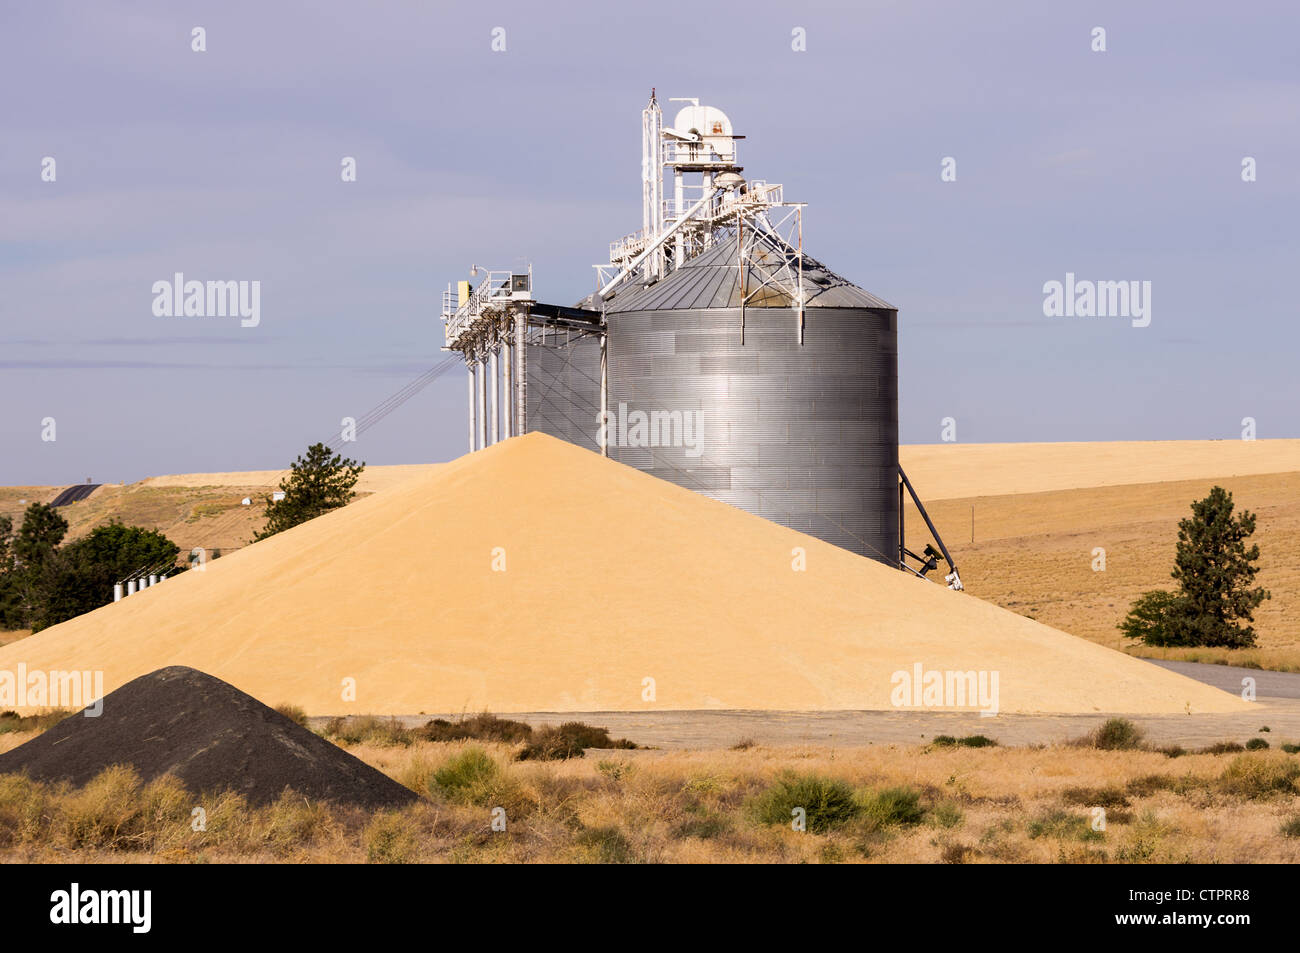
[431,747,500,802]
[1245,738,1270,751]
[750,773,860,833]
[860,786,925,827]
[1282,743,1300,754]
[1280,816,1300,839]
[932,734,997,748]
[1119,589,1191,647]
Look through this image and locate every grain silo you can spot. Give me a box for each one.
[443,91,961,587]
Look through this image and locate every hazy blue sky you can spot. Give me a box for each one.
[2,1,1296,485]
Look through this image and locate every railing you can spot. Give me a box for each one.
[442,271,515,347]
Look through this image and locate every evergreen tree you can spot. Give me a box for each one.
[254,443,365,541]
[0,507,182,632]
[40,522,181,630]
[1,504,69,629]
[1169,485,1269,648]
[1120,486,1269,649]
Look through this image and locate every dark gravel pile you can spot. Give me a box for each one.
[0,666,417,808]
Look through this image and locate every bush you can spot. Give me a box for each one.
[516,722,636,761]
[860,786,925,827]
[1076,718,1144,751]
[1245,738,1270,751]
[932,734,998,749]
[1199,741,1245,755]
[1219,753,1300,799]
[1280,817,1300,839]
[1282,743,1300,754]
[422,713,532,744]
[751,774,860,833]
[431,747,500,802]
[56,766,190,851]
[1119,589,1190,647]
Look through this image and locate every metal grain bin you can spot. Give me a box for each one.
[529,234,899,564]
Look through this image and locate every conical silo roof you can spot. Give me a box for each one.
[586,232,896,313]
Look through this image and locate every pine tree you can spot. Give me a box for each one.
[1168,485,1269,648]
[1120,485,1269,649]
[254,443,365,541]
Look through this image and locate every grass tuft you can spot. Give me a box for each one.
[750,773,860,833]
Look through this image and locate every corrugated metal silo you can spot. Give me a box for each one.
[555,232,900,564]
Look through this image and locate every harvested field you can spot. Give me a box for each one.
[916,470,1300,669]
[902,439,1300,500]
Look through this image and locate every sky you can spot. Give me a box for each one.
[2,0,1296,485]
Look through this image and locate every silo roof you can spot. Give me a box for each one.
[586,232,896,313]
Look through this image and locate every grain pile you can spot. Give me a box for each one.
[0,434,1247,715]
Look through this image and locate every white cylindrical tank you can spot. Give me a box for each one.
[113,583,124,603]
[127,579,137,595]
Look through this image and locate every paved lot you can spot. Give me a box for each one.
[373,660,1300,750]
[1147,659,1300,699]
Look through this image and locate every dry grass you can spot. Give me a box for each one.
[1,733,1298,863]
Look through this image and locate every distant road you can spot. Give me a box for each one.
[49,484,101,507]
[1146,659,1300,700]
